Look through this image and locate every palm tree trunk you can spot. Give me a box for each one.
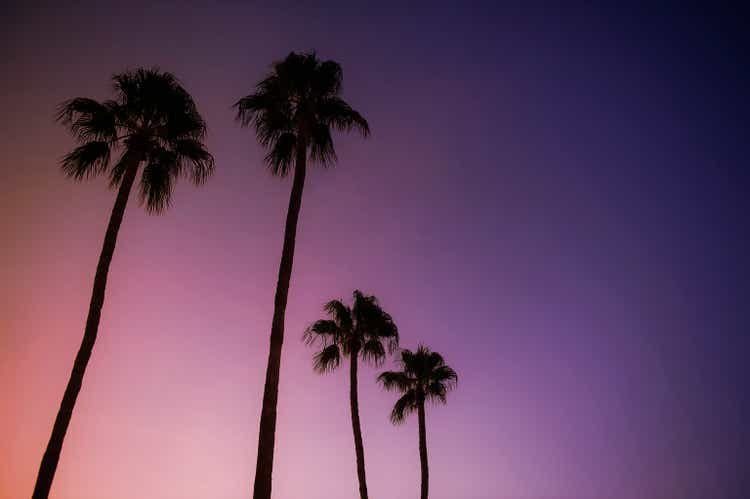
[418,398,429,499]
[252,142,307,499]
[349,348,369,499]
[33,151,141,499]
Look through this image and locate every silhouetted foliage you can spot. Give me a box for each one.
[305,290,399,499]
[235,52,369,176]
[33,69,213,499]
[56,68,214,212]
[379,345,457,499]
[234,52,369,499]
[305,290,398,370]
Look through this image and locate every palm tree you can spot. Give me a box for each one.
[378,345,458,499]
[33,68,214,499]
[304,290,398,499]
[234,51,369,499]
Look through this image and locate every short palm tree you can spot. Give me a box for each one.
[304,290,399,499]
[33,68,214,499]
[378,345,458,499]
[235,51,369,499]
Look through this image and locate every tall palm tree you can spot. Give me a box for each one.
[33,68,214,499]
[235,51,369,499]
[304,290,398,499]
[378,345,458,499]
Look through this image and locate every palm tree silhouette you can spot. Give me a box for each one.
[304,290,399,499]
[33,68,214,499]
[378,345,458,499]
[235,52,369,499]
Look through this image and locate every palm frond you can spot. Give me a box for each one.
[56,98,117,143]
[313,344,341,374]
[264,132,297,176]
[113,68,176,125]
[318,97,370,136]
[431,365,458,389]
[368,313,398,349]
[111,67,208,142]
[171,138,215,185]
[60,141,112,180]
[324,299,353,333]
[400,345,443,379]
[274,51,318,98]
[390,390,418,425]
[234,51,368,177]
[162,107,207,142]
[234,93,293,148]
[398,348,419,378]
[313,59,343,97]
[377,371,415,392]
[427,349,446,370]
[303,319,339,345]
[108,151,131,187]
[381,345,457,422]
[425,382,448,404]
[309,124,336,167]
[384,334,400,355]
[57,67,212,210]
[233,94,261,128]
[360,338,386,366]
[139,148,178,214]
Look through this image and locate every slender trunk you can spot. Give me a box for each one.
[33,151,141,499]
[252,142,307,499]
[349,347,369,499]
[418,396,429,499]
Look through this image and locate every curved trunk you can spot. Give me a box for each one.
[252,142,307,499]
[349,347,369,499]
[33,151,141,499]
[418,396,429,499]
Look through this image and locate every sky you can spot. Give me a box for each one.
[1,2,748,499]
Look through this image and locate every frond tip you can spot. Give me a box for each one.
[60,141,112,180]
[139,151,176,214]
[56,97,117,143]
[377,371,414,392]
[303,319,339,345]
[390,391,418,425]
[172,138,215,185]
[313,344,341,373]
[361,338,386,365]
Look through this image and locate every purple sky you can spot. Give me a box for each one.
[2,2,748,499]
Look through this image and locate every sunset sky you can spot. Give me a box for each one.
[1,2,748,499]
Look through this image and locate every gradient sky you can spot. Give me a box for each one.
[2,2,748,499]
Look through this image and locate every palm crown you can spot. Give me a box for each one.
[378,345,458,424]
[234,51,369,175]
[305,290,399,373]
[56,68,214,212]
